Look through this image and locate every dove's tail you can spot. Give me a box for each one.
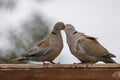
[6,57,26,64]
[103,58,117,63]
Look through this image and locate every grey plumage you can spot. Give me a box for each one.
[7,22,65,64]
[64,24,117,63]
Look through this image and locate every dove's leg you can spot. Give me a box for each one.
[42,61,50,68]
[85,62,94,69]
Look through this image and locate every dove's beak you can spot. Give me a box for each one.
[63,27,67,32]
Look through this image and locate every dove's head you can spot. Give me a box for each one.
[53,22,65,31]
[64,24,79,46]
[64,24,77,35]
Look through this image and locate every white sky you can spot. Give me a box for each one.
[0,0,119,63]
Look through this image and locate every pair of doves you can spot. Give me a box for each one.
[7,22,116,64]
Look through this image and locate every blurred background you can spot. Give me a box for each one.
[0,0,119,64]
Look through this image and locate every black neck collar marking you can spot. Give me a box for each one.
[73,31,78,35]
[51,31,56,35]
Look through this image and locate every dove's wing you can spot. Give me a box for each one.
[74,38,99,63]
[24,47,50,57]
[23,38,51,57]
[77,35,111,58]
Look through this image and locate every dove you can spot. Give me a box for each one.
[64,24,117,64]
[7,22,65,64]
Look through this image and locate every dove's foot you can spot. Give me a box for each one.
[73,62,94,69]
[43,61,50,68]
[85,62,94,69]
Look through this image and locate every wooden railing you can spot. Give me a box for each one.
[0,64,120,80]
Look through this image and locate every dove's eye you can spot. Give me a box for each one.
[73,31,78,35]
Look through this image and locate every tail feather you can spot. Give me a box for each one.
[109,53,116,57]
[6,57,26,64]
[103,58,117,63]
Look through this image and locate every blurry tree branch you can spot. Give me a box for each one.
[0,0,17,10]
[0,0,50,63]
[4,13,50,63]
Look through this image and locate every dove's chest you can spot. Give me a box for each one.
[49,34,63,50]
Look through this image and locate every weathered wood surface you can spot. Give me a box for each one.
[0,64,120,80]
